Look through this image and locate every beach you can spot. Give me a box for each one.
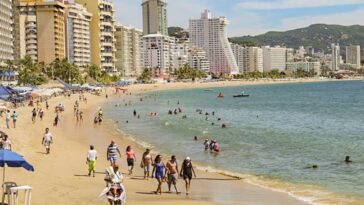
[3,79,362,205]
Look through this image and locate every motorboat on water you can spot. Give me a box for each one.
[233,91,250,98]
[204,89,214,91]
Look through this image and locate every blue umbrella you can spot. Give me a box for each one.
[0,149,34,183]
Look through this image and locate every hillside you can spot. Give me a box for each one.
[230,24,364,54]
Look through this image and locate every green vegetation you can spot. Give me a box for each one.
[18,56,48,86]
[174,64,207,80]
[233,69,316,79]
[168,27,189,39]
[137,68,152,83]
[230,24,364,56]
[47,58,83,84]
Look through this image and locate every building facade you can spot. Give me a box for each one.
[115,25,143,77]
[189,10,238,74]
[66,3,92,69]
[142,34,175,76]
[243,47,263,73]
[172,41,189,70]
[345,45,361,69]
[142,0,168,36]
[0,0,14,63]
[331,43,340,71]
[76,0,117,73]
[263,46,287,72]
[286,61,321,75]
[15,1,66,64]
[231,44,244,73]
[188,44,210,72]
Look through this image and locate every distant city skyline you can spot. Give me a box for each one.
[115,0,364,36]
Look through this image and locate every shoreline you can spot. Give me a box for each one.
[104,78,363,205]
[2,79,362,205]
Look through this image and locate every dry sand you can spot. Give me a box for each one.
[2,80,338,205]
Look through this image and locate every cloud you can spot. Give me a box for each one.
[238,0,364,10]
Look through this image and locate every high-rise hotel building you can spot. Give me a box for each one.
[115,25,143,77]
[142,0,168,36]
[76,0,116,73]
[66,3,92,69]
[346,45,361,69]
[0,0,14,63]
[189,10,238,74]
[14,0,66,64]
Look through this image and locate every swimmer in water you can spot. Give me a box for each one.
[222,124,227,128]
[345,156,353,163]
[194,136,198,141]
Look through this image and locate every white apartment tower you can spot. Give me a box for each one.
[66,3,92,69]
[346,45,361,69]
[231,44,245,73]
[263,46,287,72]
[115,25,143,77]
[189,44,210,72]
[142,34,175,76]
[0,0,14,63]
[142,0,168,36]
[189,10,238,74]
[331,43,340,71]
[243,47,263,73]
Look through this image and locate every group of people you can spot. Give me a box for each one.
[94,108,103,126]
[5,110,17,129]
[203,139,220,152]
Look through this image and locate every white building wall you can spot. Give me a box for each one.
[0,0,14,63]
[263,46,287,72]
[189,10,238,74]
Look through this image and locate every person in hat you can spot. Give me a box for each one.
[180,157,196,195]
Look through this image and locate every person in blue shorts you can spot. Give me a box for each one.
[152,155,165,195]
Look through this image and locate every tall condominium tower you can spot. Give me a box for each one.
[346,45,361,69]
[331,43,340,71]
[0,0,14,63]
[230,44,245,73]
[244,47,263,73]
[115,25,143,77]
[65,3,92,69]
[142,0,168,36]
[76,0,116,73]
[15,1,66,64]
[189,10,238,74]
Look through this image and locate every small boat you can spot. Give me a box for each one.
[204,89,214,91]
[233,94,250,98]
[217,92,224,98]
[233,92,250,98]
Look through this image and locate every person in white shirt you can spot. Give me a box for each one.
[87,145,98,177]
[2,135,11,150]
[42,128,53,154]
[5,110,10,129]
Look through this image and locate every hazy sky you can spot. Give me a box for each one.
[113,0,364,37]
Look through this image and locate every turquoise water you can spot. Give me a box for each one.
[105,81,364,202]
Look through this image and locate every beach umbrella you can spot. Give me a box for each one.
[0,149,34,183]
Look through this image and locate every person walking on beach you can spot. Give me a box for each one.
[31,108,37,123]
[107,141,121,166]
[53,115,59,127]
[152,155,166,195]
[166,155,179,194]
[42,128,53,154]
[125,146,136,175]
[39,109,44,120]
[87,145,98,177]
[5,110,10,129]
[11,111,18,128]
[141,148,153,179]
[180,157,197,195]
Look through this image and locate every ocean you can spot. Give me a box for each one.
[104,80,364,204]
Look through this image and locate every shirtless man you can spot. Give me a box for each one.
[166,155,179,194]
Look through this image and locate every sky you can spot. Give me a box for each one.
[114,0,364,37]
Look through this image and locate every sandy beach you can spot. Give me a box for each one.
[2,79,361,205]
